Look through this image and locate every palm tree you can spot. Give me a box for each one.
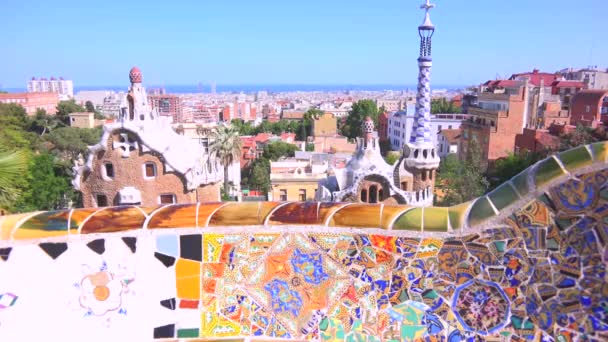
[209,125,242,198]
[0,150,28,208]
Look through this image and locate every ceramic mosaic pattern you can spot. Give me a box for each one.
[0,143,607,341]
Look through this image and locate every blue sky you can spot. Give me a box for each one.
[1,0,606,88]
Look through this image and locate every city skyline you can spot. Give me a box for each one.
[2,0,606,88]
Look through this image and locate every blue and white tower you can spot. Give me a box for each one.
[401,0,440,201]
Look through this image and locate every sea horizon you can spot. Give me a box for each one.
[2,83,469,94]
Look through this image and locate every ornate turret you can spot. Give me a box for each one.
[121,66,157,122]
[398,0,440,205]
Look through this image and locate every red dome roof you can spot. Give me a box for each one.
[129,67,142,83]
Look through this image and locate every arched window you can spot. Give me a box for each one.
[361,189,368,203]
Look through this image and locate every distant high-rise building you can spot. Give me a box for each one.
[27,77,73,99]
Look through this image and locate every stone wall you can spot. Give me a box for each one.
[1,142,608,341]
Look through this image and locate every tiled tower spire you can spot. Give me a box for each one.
[403,0,440,171]
[397,0,440,207]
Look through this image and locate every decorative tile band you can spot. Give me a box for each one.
[0,143,606,341]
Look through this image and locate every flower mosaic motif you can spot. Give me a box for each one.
[453,279,510,334]
[76,262,134,318]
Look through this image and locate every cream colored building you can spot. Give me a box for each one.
[269,159,328,201]
[68,112,104,128]
[312,112,337,137]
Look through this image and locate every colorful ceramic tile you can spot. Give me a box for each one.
[68,208,99,232]
[558,145,593,172]
[81,206,146,233]
[176,258,201,300]
[13,210,70,240]
[423,207,449,232]
[589,141,608,162]
[488,183,520,211]
[534,156,566,187]
[208,202,262,226]
[448,201,471,231]
[467,197,496,226]
[328,204,381,228]
[148,203,198,229]
[156,235,179,257]
[318,203,348,225]
[392,208,422,231]
[1,212,40,241]
[197,203,226,228]
[380,205,411,229]
[510,169,530,197]
[267,202,320,225]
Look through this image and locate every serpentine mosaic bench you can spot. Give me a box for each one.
[1,143,607,341]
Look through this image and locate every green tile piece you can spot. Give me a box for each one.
[467,197,496,227]
[448,201,471,231]
[510,170,530,197]
[558,145,593,171]
[590,141,608,162]
[393,208,422,231]
[177,328,199,338]
[534,156,566,187]
[423,207,448,232]
[488,183,519,211]
[493,241,506,253]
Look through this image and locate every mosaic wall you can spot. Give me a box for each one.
[0,142,607,341]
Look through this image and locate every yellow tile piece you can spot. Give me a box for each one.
[203,234,224,262]
[176,258,201,299]
[328,204,382,228]
[381,205,411,229]
[423,207,449,232]
[1,212,41,241]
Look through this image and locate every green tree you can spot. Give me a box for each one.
[45,127,102,161]
[249,158,271,193]
[13,153,73,212]
[342,99,378,139]
[560,124,597,150]
[30,109,61,135]
[0,150,29,209]
[56,100,86,125]
[262,141,298,161]
[487,151,543,189]
[383,151,400,165]
[305,143,315,152]
[85,101,96,113]
[209,125,242,196]
[431,98,461,114]
[0,103,39,150]
[437,143,488,206]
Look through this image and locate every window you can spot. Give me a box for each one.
[96,194,108,207]
[299,189,306,201]
[159,194,176,204]
[586,105,591,113]
[280,189,287,201]
[103,162,114,179]
[144,162,157,178]
[448,125,452,129]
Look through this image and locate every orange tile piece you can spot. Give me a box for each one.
[328,204,382,228]
[258,202,282,223]
[203,278,217,294]
[148,204,198,229]
[81,206,146,234]
[208,202,261,226]
[203,263,225,278]
[267,202,320,225]
[179,299,199,309]
[69,208,99,232]
[197,203,226,228]
[176,258,201,299]
[318,203,348,225]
